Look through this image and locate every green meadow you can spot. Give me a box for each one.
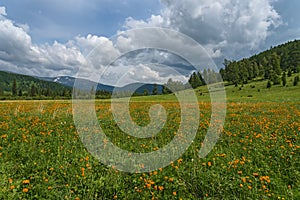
[0,75,299,199]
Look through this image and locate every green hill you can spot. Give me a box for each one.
[0,71,72,99]
[220,39,300,86]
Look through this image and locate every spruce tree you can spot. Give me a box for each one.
[152,84,158,95]
[12,79,17,96]
[294,75,299,86]
[282,72,287,86]
[267,80,272,88]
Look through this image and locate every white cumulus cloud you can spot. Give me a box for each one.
[125,0,282,61]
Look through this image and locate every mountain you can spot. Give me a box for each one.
[39,76,164,95]
[38,76,115,92]
[115,83,163,94]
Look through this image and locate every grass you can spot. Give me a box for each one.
[0,75,299,199]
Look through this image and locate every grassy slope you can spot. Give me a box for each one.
[129,73,300,103]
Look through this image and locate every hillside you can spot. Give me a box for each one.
[0,70,164,99]
[0,71,72,99]
[220,39,300,86]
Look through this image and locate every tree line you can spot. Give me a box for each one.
[220,40,300,87]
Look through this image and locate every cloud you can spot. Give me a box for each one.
[0,1,286,86]
[0,11,86,76]
[125,0,282,62]
[124,15,169,29]
[0,7,7,17]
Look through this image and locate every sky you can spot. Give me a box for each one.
[0,0,299,86]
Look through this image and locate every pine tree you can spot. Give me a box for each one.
[294,75,299,86]
[0,87,3,96]
[12,79,17,96]
[30,84,37,96]
[152,84,158,95]
[18,89,23,96]
[143,89,149,96]
[267,80,272,88]
[288,69,292,77]
[282,72,287,86]
[162,85,170,94]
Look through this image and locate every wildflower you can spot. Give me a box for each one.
[22,180,30,184]
[241,177,247,183]
[173,191,177,196]
[23,188,29,193]
[81,168,85,177]
[253,172,259,177]
[10,185,15,189]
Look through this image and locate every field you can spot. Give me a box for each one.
[0,80,299,199]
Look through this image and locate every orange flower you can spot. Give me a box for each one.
[22,180,30,184]
[23,188,29,193]
[253,172,259,177]
[173,191,177,196]
[207,162,212,167]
